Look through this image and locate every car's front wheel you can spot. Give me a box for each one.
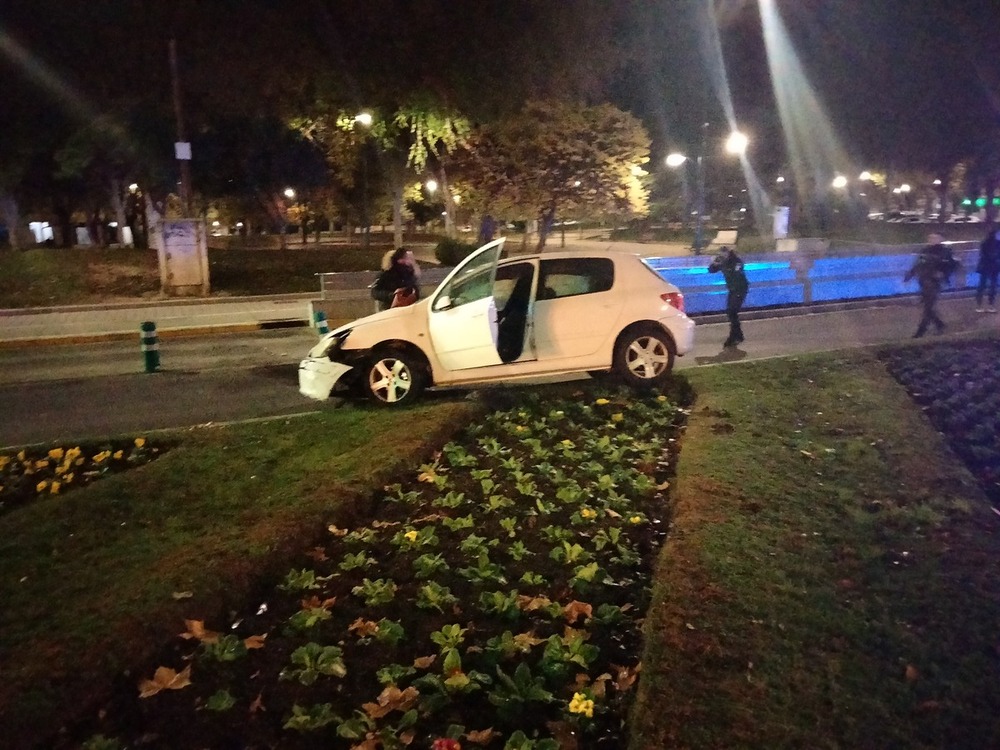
[612,325,675,389]
[363,347,427,406]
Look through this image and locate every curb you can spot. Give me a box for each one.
[0,319,311,350]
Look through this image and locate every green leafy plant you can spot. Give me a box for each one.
[458,551,507,585]
[351,578,398,606]
[550,541,590,565]
[377,663,416,685]
[280,643,347,685]
[478,589,521,620]
[413,552,449,579]
[499,516,518,537]
[432,490,467,509]
[442,514,474,532]
[374,619,406,646]
[81,735,121,750]
[201,634,248,663]
[339,551,375,571]
[283,703,340,732]
[502,732,560,750]
[417,581,458,612]
[508,540,533,561]
[519,571,546,586]
[278,568,325,592]
[443,441,478,467]
[287,606,332,632]
[205,689,236,712]
[488,663,554,722]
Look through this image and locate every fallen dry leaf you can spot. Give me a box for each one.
[362,685,420,718]
[138,664,192,698]
[171,591,193,600]
[349,618,380,637]
[300,595,336,611]
[249,692,266,713]
[327,524,349,537]
[611,663,640,692]
[179,619,220,644]
[304,547,328,562]
[562,600,593,624]
[413,655,437,669]
[513,632,546,649]
[372,520,400,529]
[465,728,499,745]
[243,634,267,649]
[517,594,553,612]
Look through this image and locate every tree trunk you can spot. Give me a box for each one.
[108,179,125,244]
[0,193,25,250]
[392,184,404,249]
[439,168,457,239]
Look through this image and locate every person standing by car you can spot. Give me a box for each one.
[905,233,959,338]
[708,246,749,348]
[371,248,420,311]
[975,225,1000,313]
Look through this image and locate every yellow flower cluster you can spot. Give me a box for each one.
[404,530,419,542]
[580,507,598,520]
[594,398,610,406]
[568,691,595,718]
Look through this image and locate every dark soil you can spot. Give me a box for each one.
[57,382,692,749]
[880,339,1000,507]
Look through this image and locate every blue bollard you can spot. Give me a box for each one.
[314,310,330,335]
[140,321,160,372]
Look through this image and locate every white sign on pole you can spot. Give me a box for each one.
[174,142,192,160]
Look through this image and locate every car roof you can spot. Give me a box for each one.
[502,247,644,263]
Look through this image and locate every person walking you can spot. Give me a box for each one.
[975,225,1000,313]
[370,247,420,311]
[905,232,959,338]
[708,246,749,347]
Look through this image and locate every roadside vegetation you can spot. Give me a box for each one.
[2,342,1000,748]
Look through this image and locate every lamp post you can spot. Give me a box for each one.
[354,112,373,249]
[665,152,689,229]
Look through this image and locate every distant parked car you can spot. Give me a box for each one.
[299,238,695,405]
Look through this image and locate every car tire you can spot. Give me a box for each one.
[363,346,427,406]
[612,325,675,389]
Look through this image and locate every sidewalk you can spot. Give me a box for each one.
[0,293,316,347]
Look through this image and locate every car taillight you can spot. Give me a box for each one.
[661,291,685,313]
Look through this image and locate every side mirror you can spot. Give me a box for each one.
[433,295,453,311]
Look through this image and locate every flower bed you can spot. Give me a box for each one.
[71,385,690,749]
[881,339,1000,506]
[0,438,166,516]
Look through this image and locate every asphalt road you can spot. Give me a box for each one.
[1,297,996,449]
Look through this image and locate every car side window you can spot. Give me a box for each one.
[537,258,614,300]
[433,245,503,310]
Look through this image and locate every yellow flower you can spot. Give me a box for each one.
[113,450,124,460]
[48,448,64,461]
[611,413,624,422]
[580,508,597,520]
[134,437,147,448]
[50,481,61,495]
[17,450,26,462]
[629,515,643,524]
[568,692,595,718]
[560,439,575,448]
[514,425,528,432]
[93,450,111,463]
[34,459,50,469]
[36,480,48,493]
[594,398,610,406]
[657,394,668,402]
[63,473,74,483]
[404,530,419,542]
[75,457,85,466]
[0,455,9,469]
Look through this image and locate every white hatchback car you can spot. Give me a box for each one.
[299,238,695,406]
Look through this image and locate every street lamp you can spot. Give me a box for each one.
[665,153,690,228]
[284,187,295,199]
[354,112,373,249]
[725,130,749,156]
[832,175,848,189]
[426,179,438,195]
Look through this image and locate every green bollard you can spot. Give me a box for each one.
[140,321,160,373]
[314,310,330,335]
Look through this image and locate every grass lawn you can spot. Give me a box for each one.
[0,244,398,308]
[2,347,999,748]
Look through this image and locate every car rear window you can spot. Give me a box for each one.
[537,258,614,300]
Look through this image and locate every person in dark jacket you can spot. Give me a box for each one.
[371,247,420,311]
[904,233,958,338]
[975,225,1000,313]
[708,246,749,347]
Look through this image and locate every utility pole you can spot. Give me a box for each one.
[169,39,193,216]
[693,121,708,255]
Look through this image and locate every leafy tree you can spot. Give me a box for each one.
[454,101,651,248]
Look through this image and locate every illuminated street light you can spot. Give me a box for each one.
[128,183,139,193]
[725,130,749,156]
[776,175,785,183]
[283,187,295,199]
[355,111,373,127]
[354,112,373,249]
[859,171,872,181]
[666,153,690,229]
[933,179,942,186]
[665,153,687,168]
[426,179,438,194]
[899,184,911,193]
[832,175,848,189]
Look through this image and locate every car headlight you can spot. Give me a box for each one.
[311,328,352,358]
